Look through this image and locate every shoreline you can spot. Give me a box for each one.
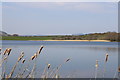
[29,40,111,42]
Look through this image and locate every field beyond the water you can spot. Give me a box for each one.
[0,36,112,42]
[1,32,120,42]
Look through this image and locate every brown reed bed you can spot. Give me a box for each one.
[0,46,71,79]
[0,46,118,79]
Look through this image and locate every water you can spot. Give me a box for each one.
[1,40,118,78]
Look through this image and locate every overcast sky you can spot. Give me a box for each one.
[2,2,118,35]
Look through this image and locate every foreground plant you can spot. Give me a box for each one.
[103,53,109,78]
[95,60,99,80]
[1,46,71,78]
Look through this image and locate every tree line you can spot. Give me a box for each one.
[52,32,120,42]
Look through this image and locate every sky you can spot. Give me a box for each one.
[2,2,118,35]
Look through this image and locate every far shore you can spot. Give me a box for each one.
[29,40,111,42]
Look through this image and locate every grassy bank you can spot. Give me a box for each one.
[2,36,53,40]
[1,32,120,42]
[0,36,116,42]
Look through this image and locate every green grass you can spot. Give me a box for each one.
[1,36,53,40]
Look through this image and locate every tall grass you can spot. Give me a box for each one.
[0,47,118,79]
[0,46,70,78]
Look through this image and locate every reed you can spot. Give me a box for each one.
[52,58,70,78]
[95,60,99,80]
[8,52,24,78]
[0,48,1,55]
[118,66,120,79]
[2,48,12,78]
[16,58,27,78]
[103,53,109,78]
[22,59,25,64]
[0,48,12,67]
[113,68,118,79]
[1,46,115,78]
[20,46,44,78]
[0,47,71,78]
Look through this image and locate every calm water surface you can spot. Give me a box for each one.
[2,40,118,78]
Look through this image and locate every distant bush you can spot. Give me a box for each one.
[52,32,120,42]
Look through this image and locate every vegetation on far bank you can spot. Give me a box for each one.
[2,36,53,40]
[1,32,120,42]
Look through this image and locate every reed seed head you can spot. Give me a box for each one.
[66,58,70,62]
[34,53,37,58]
[105,53,109,62]
[7,48,12,55]
[22,59,25,63]
[31,56,35,60]
[47,64,51,69]
[18,57,22,62]
[3,48,8,55]
[18,52,24,62]
[21,52,24,55]
[118,66,120,72]
[38,45,44,54]
[95,60,99,68]
[20,52,24,57]
[3,48,12,55]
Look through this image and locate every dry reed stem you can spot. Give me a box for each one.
[103,53,109,78]
[95,60,99,80]
[42,65,47,78]
[55,74,59,79]
[0,48,1,55]
[1,46,72,78]
[118,66,120,79]
[26,57,37,78]
[48,67,56,78]
[28,63,36,78]
[15,58,26,78]
[20,62,31,77]
[1,48,12,78]
[8,52,24,78]
[113,68,118,79]
[105,53,109,62]
[21,46,44,77]
[41,63,51,78]
[118,66,120,73]
[52,58,70,78]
